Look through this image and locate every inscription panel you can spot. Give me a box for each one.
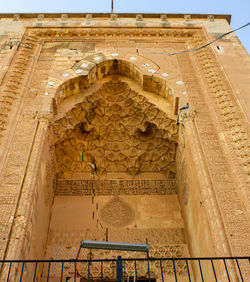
[56,179,177,195]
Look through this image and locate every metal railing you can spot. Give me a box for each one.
[0,256,249,281]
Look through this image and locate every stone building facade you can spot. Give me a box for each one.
[0,13,249,281]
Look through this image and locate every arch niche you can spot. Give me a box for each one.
[53,78,177,180]
[52,59,178,181]
[45,60,188,279]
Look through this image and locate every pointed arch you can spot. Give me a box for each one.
[54,59,174,108]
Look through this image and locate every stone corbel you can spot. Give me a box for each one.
[136,14,143,22]
[61,14,68,21]
[110,13,118,21]
[37,14,45,21]
[184,15,191,22]
[207,15,215,22]
[13,14,20,21]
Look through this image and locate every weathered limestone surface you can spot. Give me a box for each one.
[0,13,249,281]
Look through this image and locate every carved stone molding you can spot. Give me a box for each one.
[192,33,250,183]
[0,35,39,147]
[27,27,196,40]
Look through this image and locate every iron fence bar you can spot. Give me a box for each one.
[172,259,177,282]
[74,261,77,282]
[124,258,126,280]
[134,260,137,282]
[60,262,64,282]
[198,259,204,282]
[160,260,164,282]
[19,262,24,282]
[211,259,217,281]
[185,259,191,281]
[116,256,123,282]
[147,258,151,282]
[223,259,231,281]
[6,262,12,282]
[88,261,90,282]
[33,262,37,282]
[101,261,103,282]
[235,259,244,282]
[46,261,51,282]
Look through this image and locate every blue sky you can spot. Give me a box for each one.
[1,0,250,53]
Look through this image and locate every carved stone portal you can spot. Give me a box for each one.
[53,79,178,179]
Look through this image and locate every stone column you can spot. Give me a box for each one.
[0,113,53,281]
[179,109,237,280]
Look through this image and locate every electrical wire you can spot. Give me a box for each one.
[120,22,250,56]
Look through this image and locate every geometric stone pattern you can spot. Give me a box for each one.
[54,79,178,178]
[47,228,186,246]
[46,225,187,279]
[46,244,188,279]
[55,179,177,195]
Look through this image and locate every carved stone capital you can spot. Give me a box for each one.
[179,108,197,125]
[36,111,53,126]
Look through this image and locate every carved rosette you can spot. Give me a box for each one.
[100,197,134,227]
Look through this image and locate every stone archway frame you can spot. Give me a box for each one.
[0,25,248,271]
[28,26,250,260]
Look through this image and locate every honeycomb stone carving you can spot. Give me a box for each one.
[53,79,178,178]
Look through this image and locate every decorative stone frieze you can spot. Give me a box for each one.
[55,179,177,195]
